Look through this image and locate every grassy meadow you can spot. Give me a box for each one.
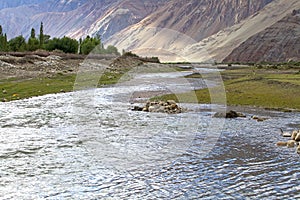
[154,64,300,111]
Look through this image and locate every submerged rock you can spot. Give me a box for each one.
[276,141,288,146]
[276,129,300,155]
[252,116,269,122]
[287,140,296,148]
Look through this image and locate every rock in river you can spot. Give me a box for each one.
[213,110,246,118]
[132,100,183,114]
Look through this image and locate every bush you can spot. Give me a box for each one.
[45,37,78,53]
[8,35,27,52]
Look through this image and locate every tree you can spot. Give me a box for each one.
[30,28,36,39]
[28,28,39,51]
[45,36,78,53]
[43,34,51,44]
[3,34,7,51]
[80,35,101,55]
[28,37,39,51]
[39,22,44,48]
[8,35,27,52]
[79,38,82,54]
[0,27,7,51]
[106,45,120,55]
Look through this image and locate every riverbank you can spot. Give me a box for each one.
[0,52,166,102]
[154,63,300,112]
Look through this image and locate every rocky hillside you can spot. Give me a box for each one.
[223,10,300,63]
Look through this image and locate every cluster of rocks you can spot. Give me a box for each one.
[276,129,300,154]
[213,110,269,122]
[132,100,183,114]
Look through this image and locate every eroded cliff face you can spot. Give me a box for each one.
[72,0,167,40]
[141,0,274,41]
[223,11,300,63]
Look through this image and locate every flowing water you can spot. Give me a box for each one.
[0,68,299,199]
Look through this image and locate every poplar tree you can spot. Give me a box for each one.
[39,22,44,48]
[30,28,36,38]
[28,28,39,51]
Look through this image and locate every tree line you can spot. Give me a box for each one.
[0,22,120,55]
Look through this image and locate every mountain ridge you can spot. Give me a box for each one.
[0,0,299,62]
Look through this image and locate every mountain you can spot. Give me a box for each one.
[0,0,47,10]
[72,0,167,40]
[0,0,165,40]
[0,0,299,62]
[106,0,277,61]
[0,0,115,39]
[223,10,300,63]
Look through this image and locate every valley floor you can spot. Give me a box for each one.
[0,52,299,112]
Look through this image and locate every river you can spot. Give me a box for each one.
[0,67,299,199]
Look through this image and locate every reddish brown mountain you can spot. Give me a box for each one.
[223,10,300,63]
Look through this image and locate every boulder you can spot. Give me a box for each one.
[132,106,144,111]
[282,132,292,137]
[276,141,288,146]
[167,100,177,105]
[214,110,246,118]
[131,100,183,114]
[287,140,296,148]
[252,116,268,122]
[148,106,156,112]
[291,130,298,140]
[295,132,300,141]
[276,129,300,155]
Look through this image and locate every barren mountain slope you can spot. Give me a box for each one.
[70,0,167,40]
[106,0,275,61]
[183,0,300,62]
[137,0,274,41]
[223,10,300,63]
[29,1,115,39]
[0,0,115,39]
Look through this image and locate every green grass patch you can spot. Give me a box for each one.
[155,65,300,111]
[0,70,128,101]
[0,74,76,101]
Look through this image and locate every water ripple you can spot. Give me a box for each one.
[0,76,300,199]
